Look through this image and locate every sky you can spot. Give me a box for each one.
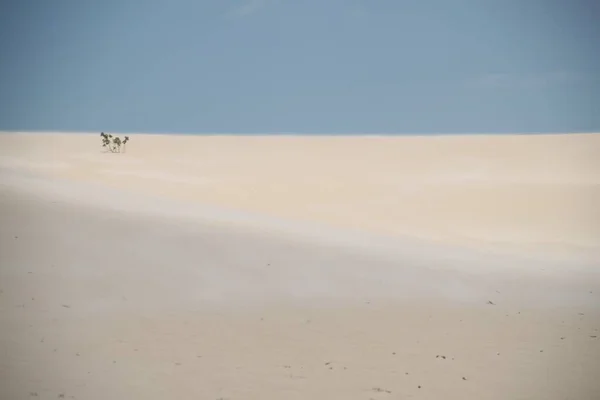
[0,0,598,134]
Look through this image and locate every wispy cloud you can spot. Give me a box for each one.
[469,71,585,90]
[227,0,270,19]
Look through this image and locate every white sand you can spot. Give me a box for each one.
[0,133,599,399]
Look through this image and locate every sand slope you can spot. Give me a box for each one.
[1,186,599,400]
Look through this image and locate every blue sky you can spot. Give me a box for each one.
[0,0,598,134]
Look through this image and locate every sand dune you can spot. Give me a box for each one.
[1,133,599,256]
[1,132,599,399]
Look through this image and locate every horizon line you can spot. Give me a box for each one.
[1,130,599,137]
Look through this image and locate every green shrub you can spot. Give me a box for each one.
[100,132,130,153]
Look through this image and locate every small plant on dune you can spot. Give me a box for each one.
[100,132,130,153]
